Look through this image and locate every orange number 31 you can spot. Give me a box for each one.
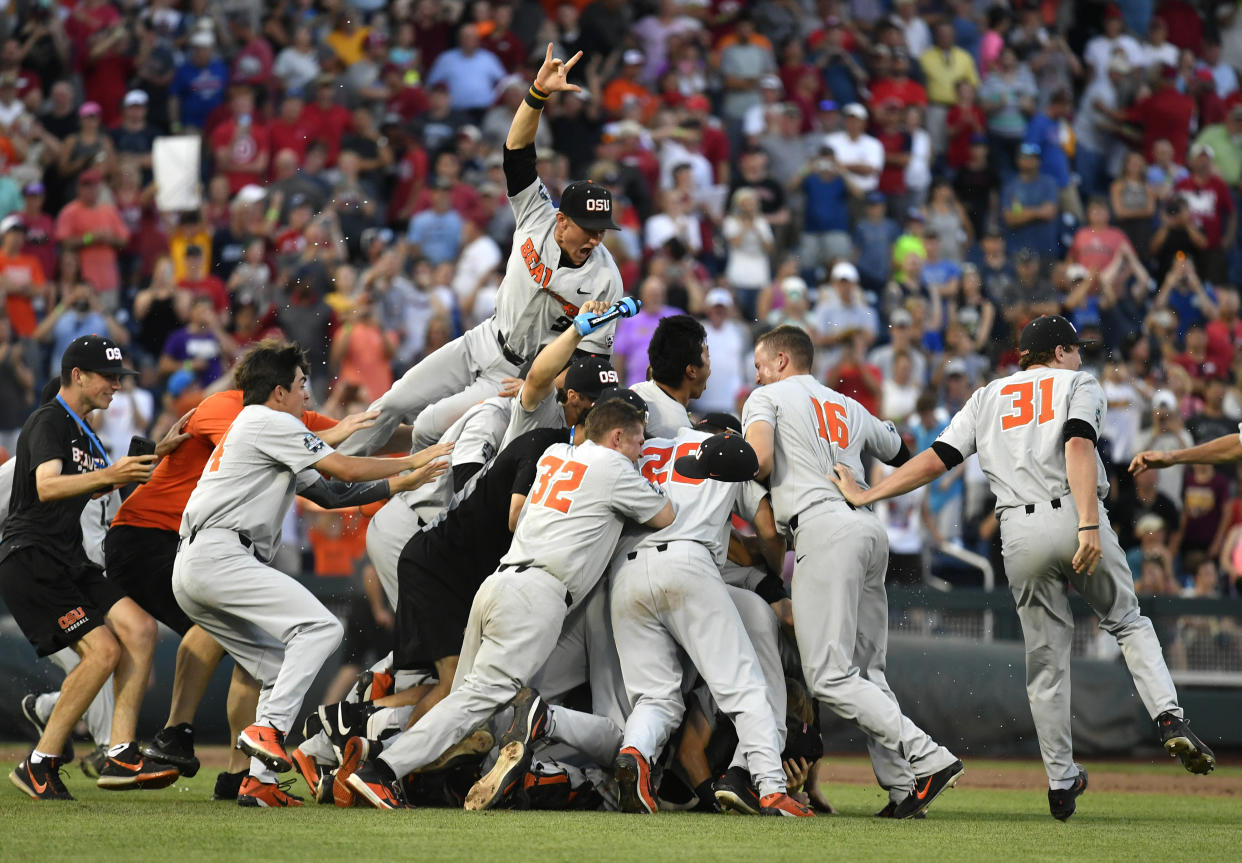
[1000,378,1055,430]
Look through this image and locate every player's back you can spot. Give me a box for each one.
[743,374,900,526]
[949,367,1109,512]
[635,429,763,564]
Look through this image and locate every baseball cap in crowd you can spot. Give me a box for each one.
[237,184,267,205]
[906,206,925,222]
[706,287,734,307]
[189,31,215,48]
[969,132,988,146]
[185,244,203,257]
[842,103,868,119]
[124,90,149,107]
[597,386,648,419]
[622,49,645,66]
[818,99,838,113]
[1152,389,1177,412]
[166,368,197,398]
[1066,263,1090,282]
[864,190,885,205]
[1190,142,1215,159]
[890,308,914,327]
[0,214,25,233]
[694,413,743,434]
[558,181,621,232]
[1018,315,1097,358]
[674,431,759,483]
[1107,55,1132,75]
[79,168,103,184]
[686,94,711,112]
[780,275,807,298]
[1015,247,1039,264]
[760,74,783,91]
[831,261,859,282]
[1103,4,1122,19]
[79,101,102,118]
[943,359,969,378]
[1018,142,1041,158]
[564,356,619,400]
[61,335,139,378]
[22,181,43,196]
[1135,514,1166,536]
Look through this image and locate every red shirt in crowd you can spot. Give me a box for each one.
[869,77,927,112]
[1069,225,1132,273]
[179,275,230,314]
[269,116,313,162]
[1127,84,1195,163]
[300,101,353,166]
[876,128,910,196]
[945,103,986,169]
[829,361,882,417]
[387,145,429,223]
[1175,172,1235,249]
[210,116,273,195]
[1205,315,1242,372]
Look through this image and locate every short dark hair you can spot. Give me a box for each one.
[234,339,309,405]
[1019,347,1059,370]
[585,399,645,443]
[755,324,814,372]
[648,314,707,388]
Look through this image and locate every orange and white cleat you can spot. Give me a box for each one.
[237,724,293,773]
[236,776,304,807]
[759,792,815,817]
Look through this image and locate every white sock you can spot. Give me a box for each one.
[1049,777,1077,791]
[107,742,131,757]
[250,757,277,783]
[30,750,57,764]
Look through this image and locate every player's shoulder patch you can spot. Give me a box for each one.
[303,433,327,454]
[537,182,551,203]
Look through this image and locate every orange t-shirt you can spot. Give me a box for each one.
[0,250,47,337]
[112,389,337,532]
[306,510,369,577]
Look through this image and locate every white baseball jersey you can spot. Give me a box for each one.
[497,177,625,361]
[500,385,566,449]
[401,396,512,524]
[634,428,766,564]
[743,374,901,529]
[936,367,1109,513]
[501,439,668,606]
[180,405,332,562]
[631,380,693,438]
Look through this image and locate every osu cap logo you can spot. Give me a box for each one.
[585,197,611,212]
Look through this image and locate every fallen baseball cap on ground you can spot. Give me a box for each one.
[674,431,759,483]
[559,181,621,232]
[1018,315,1096,358]
[597,386,648,419]
[564,356,618,399]
[61,335,138,377]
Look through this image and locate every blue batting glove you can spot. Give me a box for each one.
[616,297,641,318]
[573,312,599,336]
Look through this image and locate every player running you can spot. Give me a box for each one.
[833,315,1215,821]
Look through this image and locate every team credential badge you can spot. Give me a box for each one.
[303,433,326,453]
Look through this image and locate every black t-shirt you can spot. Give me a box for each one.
[409,427,569,575]
[1186,411,1236,445]
[728,178,786,216]
[0,400,107,567]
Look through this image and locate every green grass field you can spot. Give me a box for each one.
[2,756,1235,863]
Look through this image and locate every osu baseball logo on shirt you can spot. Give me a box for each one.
[58,606,87,632]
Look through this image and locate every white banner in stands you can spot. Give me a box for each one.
[153,136,202,213]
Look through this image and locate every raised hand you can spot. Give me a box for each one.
[534,43,583,95]
[393,457,451,493]
[1128,450,1173,476]
[155,407,197,457]
[408,440,454,469]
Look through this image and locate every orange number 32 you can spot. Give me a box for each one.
[1000,378,1055,430]
[529,455,588,513]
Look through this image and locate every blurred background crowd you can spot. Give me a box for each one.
[0,0,1241,676]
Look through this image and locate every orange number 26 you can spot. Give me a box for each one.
[1000,378,1055,430]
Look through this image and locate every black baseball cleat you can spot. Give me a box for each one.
[318,701,383,756]
[212,770,247,801]
[1156,712,1216,775]
[9,755,73,800]
[465,741,533,811]
[141,723,200,777]
[79,744,107,779]
[1048,768,1088,821]
[20,694,74,762]
[499,687,550,749]
[614,747,658,814]
[714,766,762,815]
[346,760,410,810]
[97,742,180,790]
[892,759,964,819]
[876,800,925,819]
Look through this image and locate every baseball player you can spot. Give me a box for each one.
[171,341,451,807]
[340,44,623,456]
[611,429,811,817]
[743,325,963,820]
[833,315,1216,821]
[333,399,674,810]
[630,315,710,437]
[2,336,174,800]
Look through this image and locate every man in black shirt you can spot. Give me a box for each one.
[1,336,171,800]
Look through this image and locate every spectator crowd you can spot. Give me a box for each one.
[2,0,1242,643]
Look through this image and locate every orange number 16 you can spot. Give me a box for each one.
[811,398,850,447]
[1000,378,1055,430]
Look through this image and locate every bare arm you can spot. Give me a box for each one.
[34,455,156,501]
[506,44,582,150]
[1065,436,1101,574]
[830,447,947,507]
[1130,433,1242,474]
[751,496,786,576]
[313,440,453,483]
[643,499,676,529]
[520,300,609,409]
[508,493,527,532]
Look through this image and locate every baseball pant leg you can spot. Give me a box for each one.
[546,706,623,767]
[46,647,114,746]
[581,580,631,727]
[612,555,687,761]
[367,500,425,609]
[409,375,508,450]
[1069,507,1180,720]
[793,511,949,770]
[173,534,343,734]
[1001,507,1079,785]
[726,585,787,765]
[381,569,566,776]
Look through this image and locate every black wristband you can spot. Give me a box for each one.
[524,90,546,111]
[1078,525,1099,532]
[529,83,550,99]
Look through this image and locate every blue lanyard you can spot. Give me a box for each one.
[56,394,111,468]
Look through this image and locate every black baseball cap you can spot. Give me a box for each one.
[558,180,621,232]
[674,431,759,483]
[597,386,648,419]
[1018,315,1096,358]
[564,356,618,399]
[61,335,139,377]
[694,412,743,434]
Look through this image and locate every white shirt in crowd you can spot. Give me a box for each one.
[822,130,884,193]
[695,316,751,415]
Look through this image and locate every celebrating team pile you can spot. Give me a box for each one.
[1,46,1218,822]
